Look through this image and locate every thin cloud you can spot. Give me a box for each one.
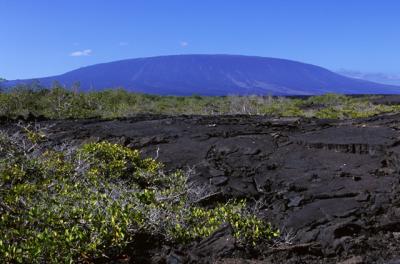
[180,41,189,47]
[70,49,92,57]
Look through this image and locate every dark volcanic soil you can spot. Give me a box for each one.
[3,114,400,263]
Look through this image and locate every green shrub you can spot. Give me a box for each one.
[304,93,348,107]
[0,140,147,262]
[78,141,161,183]
[1,85,399,119]
[168,200,279,245]
[313,100,400,119]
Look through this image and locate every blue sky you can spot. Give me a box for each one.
[1,0,400,79]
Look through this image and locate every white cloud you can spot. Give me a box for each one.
[180,41,189,47]
[70,49,92,57]
[119,41,129,46]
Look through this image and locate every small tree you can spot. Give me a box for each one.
[0,78,6,92]
[71,81,81,94]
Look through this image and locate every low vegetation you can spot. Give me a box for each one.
[0,126,279,263]
[0,83,399,119]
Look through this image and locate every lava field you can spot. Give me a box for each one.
[2,114,400,263]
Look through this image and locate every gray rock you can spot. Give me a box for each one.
[191,223,236,259]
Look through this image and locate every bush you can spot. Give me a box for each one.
[168,200,279,244]
[2,85,398,119]
[78,141,161,183]
[0,140,147,262]
[304,93,348,107]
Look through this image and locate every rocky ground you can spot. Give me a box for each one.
[2,113,400,263]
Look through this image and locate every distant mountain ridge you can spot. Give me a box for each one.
[5,54,400,95]
[337,69,400,87]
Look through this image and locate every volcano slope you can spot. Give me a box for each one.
[3,114,400,263]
